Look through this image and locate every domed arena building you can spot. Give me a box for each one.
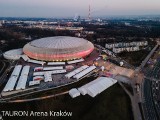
[1,35,135,103]
[23,36,94,61]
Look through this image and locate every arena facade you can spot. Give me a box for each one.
[3,36,94,61]
[23,36,94,61]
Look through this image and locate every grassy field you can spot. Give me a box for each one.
[0,83,133,120]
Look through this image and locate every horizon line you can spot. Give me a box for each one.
[0,14,160,19]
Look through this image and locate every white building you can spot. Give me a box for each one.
[3,48,23,60]
[16,66,30,90]
[3,65,22,92]
[78,77,117,97]
[105,41,148,49]
[113,46,140,53]
[73,66,96,80]
[69,88,81,98]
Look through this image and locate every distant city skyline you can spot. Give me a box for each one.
[0,0,160,18]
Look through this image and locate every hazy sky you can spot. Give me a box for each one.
[0,0,160,17]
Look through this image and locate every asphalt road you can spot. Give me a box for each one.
[142,53,160,120]
[137,44,159,72]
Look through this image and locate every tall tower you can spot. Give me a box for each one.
[88,5,91,20]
